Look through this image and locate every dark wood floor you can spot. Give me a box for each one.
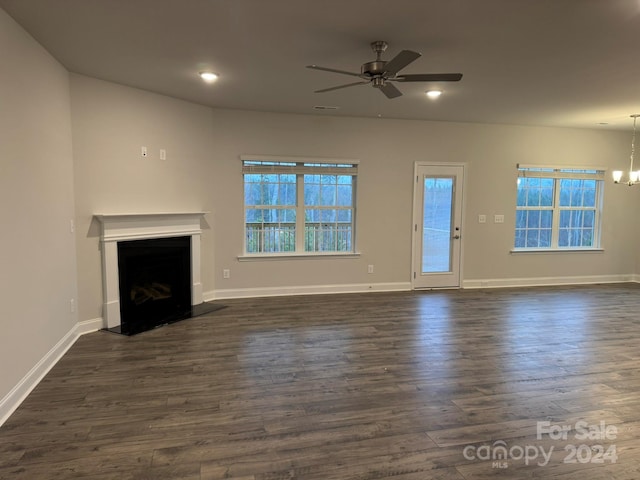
[2,284,640,479]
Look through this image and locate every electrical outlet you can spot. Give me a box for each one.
[223,269,230,279]
[494,214,505,224]
[159,149,166,160]
[478,214,487,224]
[368,264,374,274]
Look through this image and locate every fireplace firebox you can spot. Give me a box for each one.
[116,236,192,335]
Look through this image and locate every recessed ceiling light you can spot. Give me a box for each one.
[426,90,442,99]
[199,71,219,83]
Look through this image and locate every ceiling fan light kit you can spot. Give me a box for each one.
[199,71,218,83]
[307,40,462,99]
[613,114,640,186]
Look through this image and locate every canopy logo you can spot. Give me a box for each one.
[462,420,618,469]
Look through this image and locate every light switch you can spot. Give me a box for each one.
[478,214,487,224]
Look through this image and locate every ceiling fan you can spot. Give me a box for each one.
[307,41,462,99]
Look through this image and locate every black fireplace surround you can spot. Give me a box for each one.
[116,236,192,335]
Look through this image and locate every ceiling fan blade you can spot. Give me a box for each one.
[394,73,463,82]
[383,50,421,76]
[379,82,402,99]
[306,65,362,77]
[314,81,369,93]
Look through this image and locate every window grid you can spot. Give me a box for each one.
[515,168,602,250]
[243,160,357,254]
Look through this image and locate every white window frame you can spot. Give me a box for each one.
[240,155,359,259]
[513,164,605,252]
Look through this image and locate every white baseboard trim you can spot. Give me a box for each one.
[462,274,636,289]
[205,282,412,300]
[0,318,102,427]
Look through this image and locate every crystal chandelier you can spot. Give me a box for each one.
[613,114,640,185]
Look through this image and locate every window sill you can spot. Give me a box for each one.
[237,252,361,261]
[510,248,604,254]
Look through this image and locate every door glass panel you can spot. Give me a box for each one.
[422,177,454,273]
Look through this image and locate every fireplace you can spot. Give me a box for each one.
[117,236,192,335]
[96,213,205,333]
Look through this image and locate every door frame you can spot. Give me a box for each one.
[411,162,467,289]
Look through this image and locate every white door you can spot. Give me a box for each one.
[412,164,464,289]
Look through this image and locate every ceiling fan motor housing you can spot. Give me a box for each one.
[361,61,387,77]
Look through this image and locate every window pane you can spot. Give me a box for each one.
[422,177,454,272]
[306,209,319,222]
[559,209,592,247]
[583,187,596,207]
[517,183,527,206]
[337,185,352,206]
[526,230,540,248]
[558,229,569,247]
[245,208,296,253]
[321,174,336,184]
[304,183,320,206]
[337,209,352,222]
[581,229,593,246]
[583,210,594,228]
[571,210,582,228]
[305,215,352,252]
[539,229,552,247]
[244,183,261,205]
[321,185,336,206]
[320,209,336,222]
[246,208,263,223]
[559,179,571,206]
[279,181,296,205]
[570,188,582,207]
[541,210,553,228]
[526,188,541,206]
[540,187,554,206]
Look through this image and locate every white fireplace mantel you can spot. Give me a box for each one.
[95,212,206,329]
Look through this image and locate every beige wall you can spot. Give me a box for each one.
[70,75,216,321]
[0,10,77,401]
[69,75,637,320]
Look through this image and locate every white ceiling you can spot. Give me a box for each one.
[3,0,640,130]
